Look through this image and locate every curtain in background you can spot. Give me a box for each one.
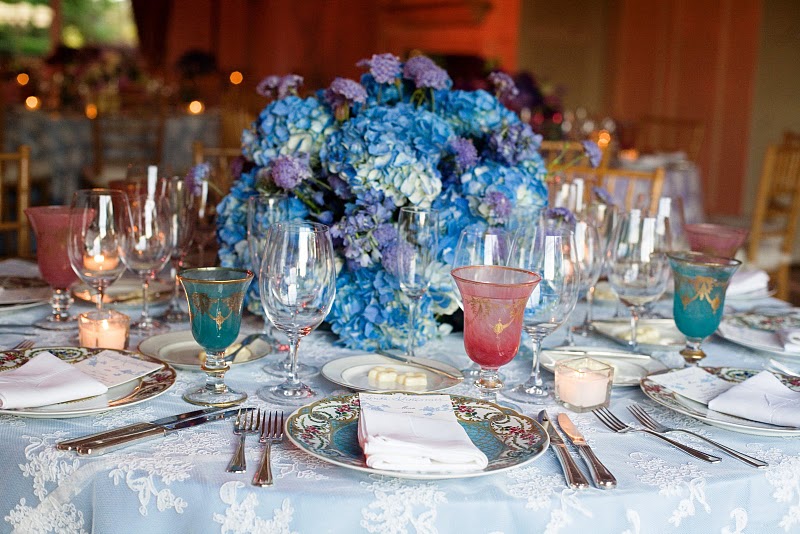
[131,0,173,71]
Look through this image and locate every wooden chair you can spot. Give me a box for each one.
[192,141,242,195]
[747,143,800,300]
[539,140,611,208]
[0,145,31,258]
[782,130,800,147]
[634,116,705,161]
[597,166,666,215]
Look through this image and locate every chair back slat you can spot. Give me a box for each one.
[0,145,32,257]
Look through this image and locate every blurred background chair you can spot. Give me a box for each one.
[0,145,31,258]
[634,116,705,161]
[747,143,800,300]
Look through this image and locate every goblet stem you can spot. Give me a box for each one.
[406,295,422,357]
[475,367,503,402]
[585,285,595,325]
[96,286,105,311]
[202,349,230,394]
[525,333,547,394]
[628,305,641,353]
[680,338,706,364]
[50,288,72,321]
[140,275,151,324]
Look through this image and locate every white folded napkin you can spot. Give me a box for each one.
[357,392,489,473]
[726,269,770,297]
[708,370,800,427]
[777,329,800,353]
[0,352,108,409]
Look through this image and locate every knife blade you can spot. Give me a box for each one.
[56,406,231,451]
[75,407,243,456]
[557,413,617,489]
[537,410,589,489]
[544,348,652,361]
[374,350,463,381]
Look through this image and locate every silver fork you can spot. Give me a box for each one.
[226,408,260,473]
[593,407,722,463]
[253,411,284,487]
[12,339,34,350]
[628,404,767,468]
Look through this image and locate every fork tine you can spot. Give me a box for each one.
[628,405,656,430]
[260,411,268,439]
[599,407,628,430]
[234,408,243,430]
[593,407,624,432]
[277,411,284,440]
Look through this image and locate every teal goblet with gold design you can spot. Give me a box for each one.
[179,267,253,406]
[668,252,740,364]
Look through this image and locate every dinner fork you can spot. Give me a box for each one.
[593,407,722,463]
[253,411,284,487]
[226,408,260,473]
[627,404,767,468]
[12,339,34,350]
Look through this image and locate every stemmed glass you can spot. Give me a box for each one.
[565,219,602,345]
[607,209,672,352]
[161,175,199,323]
[25,206,79,329]
[396,206,438,357]
[179,267,253,406]
[258,221,336,404]
[68,189,129,311]
[505,215,580,401]
[574,202,617,334]
[119,191,173,333]
[451,225,513,377]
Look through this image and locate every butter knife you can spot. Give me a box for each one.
[537,410,590,489]
[75,407,243,456]
[374,350,463,381]
[557,413,617,489]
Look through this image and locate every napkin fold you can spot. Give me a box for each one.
[0,352,108,409]
[357,392,489,473]
[708,370,800,427]
[726,269,770,297]
[777,329,800,353]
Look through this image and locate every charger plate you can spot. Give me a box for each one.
[640,367,800,436]
[286,393,549,480]
[0,347,175,418]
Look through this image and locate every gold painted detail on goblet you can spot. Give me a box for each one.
[465,296,527,337]
[190,292,244,328]
[677,274,724,313]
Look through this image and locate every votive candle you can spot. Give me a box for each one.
[78,310,130,350]
[555,357,613,413]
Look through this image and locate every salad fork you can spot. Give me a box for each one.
[226,408,260,473]
[253,411,284,487]
[627,404,767,468]
[12,339,34,350]
[593,407,721,463]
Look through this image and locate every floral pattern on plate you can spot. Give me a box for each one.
[286,393,549,480]
[727,308,800,332]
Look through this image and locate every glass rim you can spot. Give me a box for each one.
[178,267,254,283]
[267,220,330,233]
[667,250,742,267]
[24,205,71,214]
[451,265,541,287]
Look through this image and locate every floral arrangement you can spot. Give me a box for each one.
[216,53,595,351]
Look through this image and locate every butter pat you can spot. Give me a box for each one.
[366,366,429,389]
[397,372,428,387]
[368,366,398,385]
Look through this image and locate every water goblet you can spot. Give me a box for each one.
[451,265,541,402]
[161,175,199,323]
[396,206,438,357]
[607,210,671,352]
[668,251,741,363]
[505,215,580,401]
[68,189,129,311]
[258,221,336,404]
[179,267,253,406]
[450,225,513,378]
[566,219,602,345]
[575,202,618,334]
[25,206,79,330]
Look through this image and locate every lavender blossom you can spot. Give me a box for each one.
[328,174,353,199]
[450,137,478,171]
[324,77,368,109]
[486,122,541,165]
[544,207,576,227]
[582,140,603,168]
[485,191,512,222]
[229,156,246,181]
[256,74,304,99]
[488,71,519,101]
[185,162,211,196]
[269,155,312,191]
[372,223,398,249]
[357,53,402,84]
[256,75,280,98]
[592,186,616,206]
[403,56,450,90]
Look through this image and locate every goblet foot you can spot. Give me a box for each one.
[183,383,247,407]
[502,380,550,403]
[161,306,189,323]
[262,356,319,379]
[257,381,317,405]
[130,316,169,334]
[461,362,481,379]
[36,315,77,331]
[680,339,707,364]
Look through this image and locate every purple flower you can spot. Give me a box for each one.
[328,174,353,199]
[256,74,304,99]
[256,75,280,98]
[269,155,312,191]
[357,53,402,84]
[403,56,450,90]
[229,156,246,181]
[581,140,603,168]
[372,223,398,249]
[450,137,478,171]
[324,77,368,109]
[486,122,541,165]
[185,162,211,196]
[592,186,615,206]
[485,191,512,221]
[544,207,576,226]
[488,71,519,101]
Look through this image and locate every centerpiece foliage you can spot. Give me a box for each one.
[216,53,556,351]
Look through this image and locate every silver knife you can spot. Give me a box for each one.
[75,407,243,456]
[374,350,463,381]
[557,413,617,489]
[537,410,590,489]
[545,348,652,361]
[57,406,232,451]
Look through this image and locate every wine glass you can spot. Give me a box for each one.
[607,209,671,352]
[258,221,336,404]
[68,189,129,311]
[396,206,438,357]
[451,225,513,377]
[119,191,174,333]
[575,202,618,332]
[161,175,199,323]
[669,251,740,363]
[505,215,580,401]
[25,206,79,330]
[179,267,253,406]
[451,265,540,402]
[565,219,602,345]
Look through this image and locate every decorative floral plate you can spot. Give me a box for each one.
[0,347,176,418]
[286,393,549,480]
[717,308,800,356]
[640,367,800,436]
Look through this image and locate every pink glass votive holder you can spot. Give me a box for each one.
[684,223,748,258]
[554,357,613,413]
[78,310,130,350]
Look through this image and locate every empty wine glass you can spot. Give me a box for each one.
[258,221,336,404]
[161,175,199,323]
[119,191,173,333]
[565,220,602,345]
[396,206,438,357]
[607,209,671,352]
[68,189,129,311]
[575,202,618,333]
[505,214,580,401]
[451,225,513,377]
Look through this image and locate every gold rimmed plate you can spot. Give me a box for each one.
[138,330,271,370]
[321,354,462,393]
[591,319,684,351]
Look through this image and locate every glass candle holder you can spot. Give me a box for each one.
[554,357,613,413]
[78,310,130,350]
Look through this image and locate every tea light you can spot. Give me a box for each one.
[84,253,119,271]
[78,310,130,350]
[555,357,613,413]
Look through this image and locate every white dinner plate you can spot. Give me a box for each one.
[0,299,50,314]
[540,346,668,387]
[321,354,463,393]
[286,393,549,480]
[716,309,800,356]
[138,330,272,370]
[591,319,684,351]
[0,347,175,418]
[71,279,172,307]
[0,276,51,306]
[640,367,800,436]
[726,288,777,302]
